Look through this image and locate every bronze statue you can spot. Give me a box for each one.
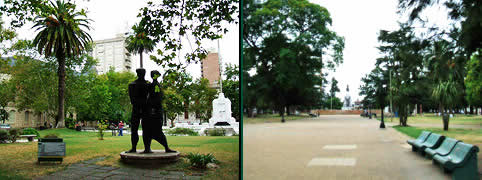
[126,68,149,153]
[142,70,176,153]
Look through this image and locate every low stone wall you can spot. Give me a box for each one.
[312,109,384,115]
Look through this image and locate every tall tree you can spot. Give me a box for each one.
[189,78,217,123]
[329,77,340,99]
[31,0,92,127]
[125,23,155,68]
[138,0,238,69]
[398,0,482,55]
[377,24,429,126]
[465,50,482,113]
[243,0,344,121]
[222,63,240,121]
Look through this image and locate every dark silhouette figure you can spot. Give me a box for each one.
[126,68,149,153]
[142,70,176,153]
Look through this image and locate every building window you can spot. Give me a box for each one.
[9,111,15,122]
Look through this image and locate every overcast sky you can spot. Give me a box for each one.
[3,0,239,81]
[311,0,401,102]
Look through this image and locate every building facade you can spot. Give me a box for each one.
[201,52,221,89]
[92,34,132,74]
[3,102,59,129]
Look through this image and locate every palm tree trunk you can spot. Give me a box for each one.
[441,105,449,131]
[140,52,143,68]
[57,53,66,128]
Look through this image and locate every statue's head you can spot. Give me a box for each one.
[151,70,161,80]
[136,68,146,79]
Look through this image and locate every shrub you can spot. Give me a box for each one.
[8,129,20,143]
[167,128,199,136]
[205,128,226,136]
[0,130,8,143]
[65,118,76,129]
[97,120,108,140]
[21,128,40,137]
[186,153,218,169]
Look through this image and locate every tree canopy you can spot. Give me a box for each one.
[243,0,344,118]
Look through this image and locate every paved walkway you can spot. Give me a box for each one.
[35,157,202,180]
[244,115,459,180]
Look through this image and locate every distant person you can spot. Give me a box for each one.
[110,123,117,136]
[118,121,124,136]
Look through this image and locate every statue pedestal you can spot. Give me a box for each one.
[120,150,180,164]
[208,93,239,134]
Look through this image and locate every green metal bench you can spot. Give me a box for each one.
[407,131,431,152]
[424,137,460,159]
[412,133,444,155]
[433,142,479,180]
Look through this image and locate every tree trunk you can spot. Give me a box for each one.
[443,114,449,131]
[56,52,66,128]
[286,106,291,116]
[140,52,143,68]
[280,106,285,123]
[470,106,474,114]
[247,108,253,117]
[380,104,385,128]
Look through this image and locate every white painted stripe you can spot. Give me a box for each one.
[381,139,393,142]
[323,145,357,150]
[307,158,357,166]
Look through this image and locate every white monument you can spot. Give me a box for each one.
[173,40,238,136]
[342,85,353,110]
[208,93,239,134]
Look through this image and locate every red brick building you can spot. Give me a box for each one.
[201,52,221,89]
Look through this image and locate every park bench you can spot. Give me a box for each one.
[20,134,37,142]
[82,127,96,131]
[411,133,445,155]
[432,142,479,180]
[424,137,460,159]
[407,131,431,152]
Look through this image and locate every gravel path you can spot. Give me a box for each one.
[243,115,455,180]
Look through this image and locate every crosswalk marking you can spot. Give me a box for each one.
[323,144,357,150]
[307,158,357,166]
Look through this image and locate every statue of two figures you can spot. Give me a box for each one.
[125,68,176,154]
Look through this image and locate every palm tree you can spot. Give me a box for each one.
[432,80,459,130]
[32,0,92,127]
[125,23,155,68]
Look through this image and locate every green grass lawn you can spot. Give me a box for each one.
[0,128,238,180]
[393,125,482,145]
[243,114,312,124]
[377,114,482,125]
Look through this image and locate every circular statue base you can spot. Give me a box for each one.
[120,150,180,164]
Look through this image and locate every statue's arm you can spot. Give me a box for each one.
[128,84,134,105]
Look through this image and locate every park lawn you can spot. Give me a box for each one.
[377,114,482,125]
[0,128,239,180]
[393,126,482,145]
[243,114,312,124]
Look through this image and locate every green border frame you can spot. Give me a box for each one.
[239,0,244,179]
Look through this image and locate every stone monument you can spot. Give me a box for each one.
[342,85,352,110]
[207,93,239,134]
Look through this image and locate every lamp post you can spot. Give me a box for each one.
[380,84,386,128]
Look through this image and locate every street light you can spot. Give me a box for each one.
[380,84,386,129]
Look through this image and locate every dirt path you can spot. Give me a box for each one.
[243,115,455,180]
